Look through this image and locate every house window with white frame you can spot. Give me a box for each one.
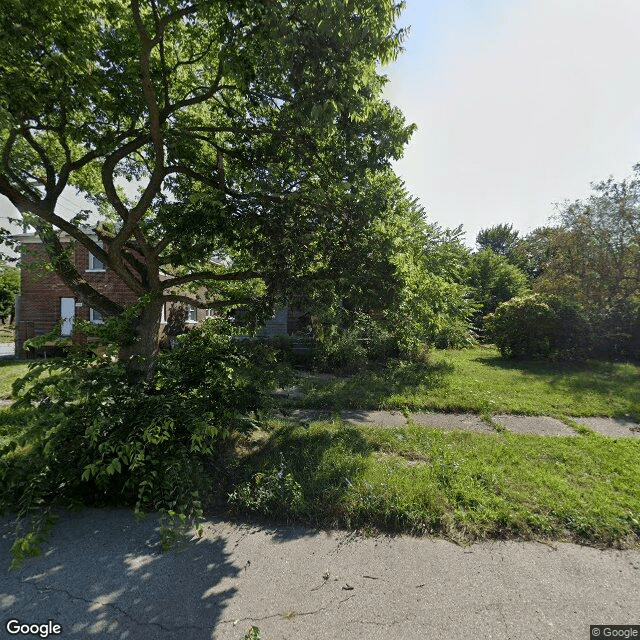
[88,243,106,271]
[186,305,197,323]
[89,308,104,324]
[205,308,215,318]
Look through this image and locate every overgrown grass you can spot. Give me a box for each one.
[0,361,29,399]
[293,346,640,418]
[0,324,14,343]
[225,418,640,548]
[2,348,638,550]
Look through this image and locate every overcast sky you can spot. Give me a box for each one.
[384,0,640,246]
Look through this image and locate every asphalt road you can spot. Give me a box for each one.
[1,509,638,639]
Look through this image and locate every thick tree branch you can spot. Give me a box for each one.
[1,131,43,200]
[33,222,124,317]
[128,0,166,241]
[162,293,257,309]
[21,128,56,190]
[101,135,150,221]
[162,58,225,117]
[162,269,260,289]
[152,3,199,46]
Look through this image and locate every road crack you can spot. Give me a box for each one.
[13,578,209,634]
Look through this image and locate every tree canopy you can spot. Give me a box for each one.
[534,168,640,312]
[475,223,520,258]
[0,0,415,376]
[526,167,640,358]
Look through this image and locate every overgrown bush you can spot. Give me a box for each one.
[304,310,396,372]
[228,453,305,519]
[485,294,589,359]
[466,248,529,339]
[588,297,640,361]
[0,320,287,564]
[433,317,477,349]
[312,327,369,373]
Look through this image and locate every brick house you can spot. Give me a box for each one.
[14,232,300,357]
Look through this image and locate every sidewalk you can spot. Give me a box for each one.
[279,409,640,438]
[2,509,639,640]
[0,343,14,360]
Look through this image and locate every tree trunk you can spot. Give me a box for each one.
[119,297,164,382]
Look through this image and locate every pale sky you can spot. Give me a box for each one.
[384,0,640,246]
[3,0,640,251]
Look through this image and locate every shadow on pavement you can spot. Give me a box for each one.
[1,509,239,639]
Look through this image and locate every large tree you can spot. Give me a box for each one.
[528,167,640,358]
[0,0,414,378]
[466,248,528,336]
[534,167,640,311]
[475,223,520,259]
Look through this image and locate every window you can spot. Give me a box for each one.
[89,308,104,324]
[206,308,215,318]
[88,243,106,271]
[186,305,197,323]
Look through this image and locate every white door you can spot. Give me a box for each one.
[60,297,75,336]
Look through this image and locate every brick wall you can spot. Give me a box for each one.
[16,241,139,356]
[16,237,239,357]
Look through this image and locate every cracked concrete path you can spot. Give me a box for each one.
[279,409,640,438]
[2,510,639,640]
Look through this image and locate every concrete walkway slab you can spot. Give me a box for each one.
[493,415,576,436]
[279,409,334,422]
[342,410,407,428]
[2,509,639,640]
[411,412,495,434]
[277,409,639,439]
[570,417,640,438]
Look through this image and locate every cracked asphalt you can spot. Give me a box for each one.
[1,509,639,639]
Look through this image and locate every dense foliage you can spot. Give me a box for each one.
[0,0,414,378]
[476,223,521,260]
[0,320,289,562]
[476,167,640,360]
[485,294,590,359]
[0,264,19,323]
[277,175,476,368]
[466,249,528,337]
[523,167,640,359]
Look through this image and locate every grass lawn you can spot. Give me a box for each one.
[227,418,640,548]
[0,324,14,343]
[1,346,638,549]
[0,360,30,399]
[292,346,640,419]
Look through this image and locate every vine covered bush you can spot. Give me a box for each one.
[484,294,589,359]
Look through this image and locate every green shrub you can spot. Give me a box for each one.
[433,318,477,349]
[589,297,640,361]
[312,328,368,373]
[1,320,285,564]
[485,294,589,359]
[228,454,305,519]
[466,249,529,338]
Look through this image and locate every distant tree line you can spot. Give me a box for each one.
[480,166,640,360]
